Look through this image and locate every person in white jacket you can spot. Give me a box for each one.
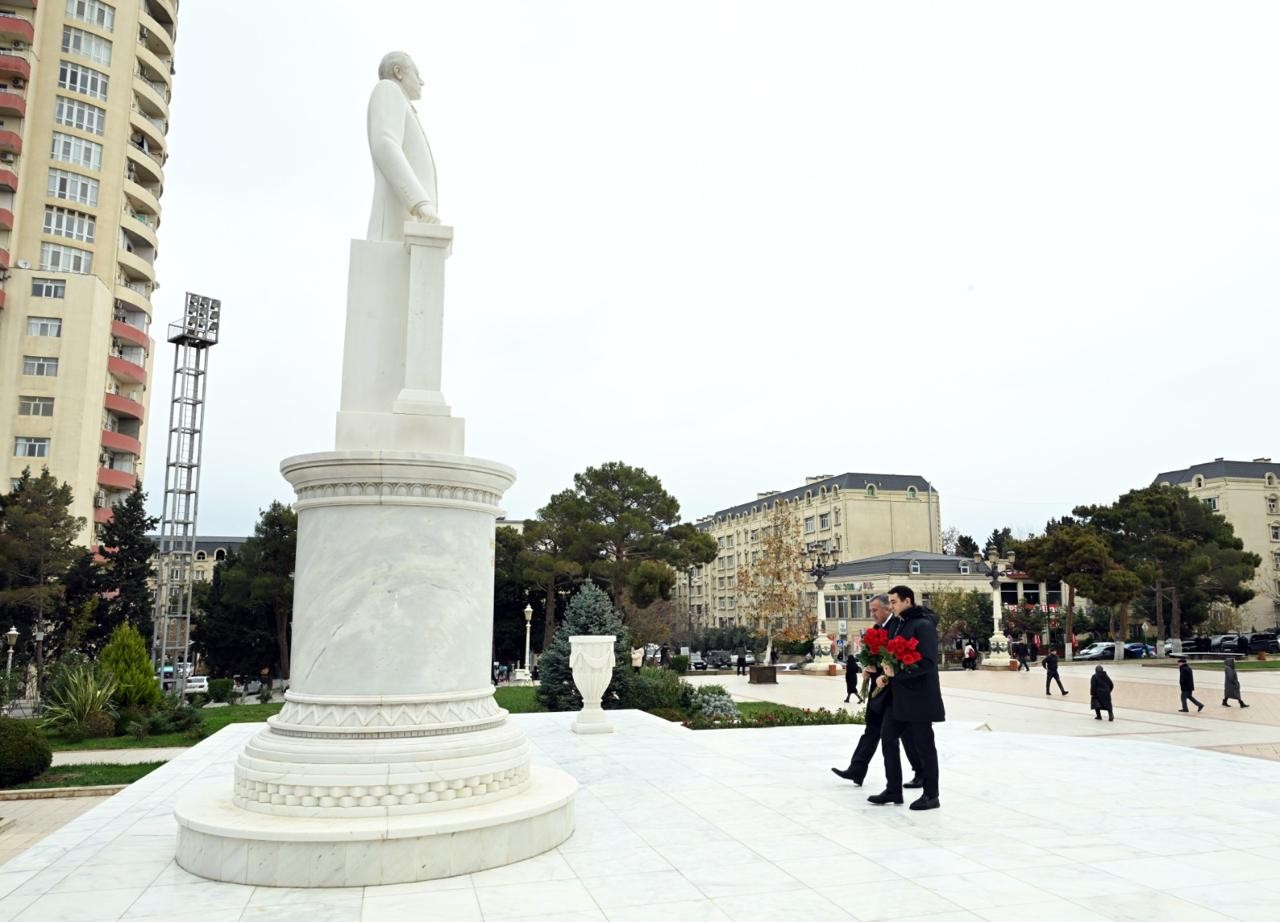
[366,51,440,241]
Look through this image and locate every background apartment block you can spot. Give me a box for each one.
[1154,457,1280,631]
[0,0,177,543]
[681,472,942,628]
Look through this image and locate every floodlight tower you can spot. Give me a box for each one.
[151,294,222,691]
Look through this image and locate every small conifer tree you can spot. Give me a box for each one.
[535,582,630,712]
[100,623,163,711]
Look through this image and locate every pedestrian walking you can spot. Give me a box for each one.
[736,650,747,676]
[1178,657,1204,712]
[843,654,864,704]
[1015,642,1031,672]
[963,642,977,671]
[1090,665,1114,721]
[1041,650,1068,696]
[1223,657,1249,708]
[631,646,644,674]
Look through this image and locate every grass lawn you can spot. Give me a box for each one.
[494,686,544,713]
[7,761,164,790]
[736,702,808,719]
[45,703,285,752]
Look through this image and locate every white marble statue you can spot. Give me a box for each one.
[367,51,439,240]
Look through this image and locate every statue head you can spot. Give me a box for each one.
[378,51,423,101]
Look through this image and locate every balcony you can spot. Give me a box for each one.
[148,0,177,25]
[0,52,30,82]
[94,506,114,525]
[118,248,156,284]
[112,318,152,350]
[140,12,176,60]
[122,211,158,249]
[102,429,142,457]
[104,391,145,421]
[0,129,21,155]
[135,42,170,90]
[123,177,162,217]
[108,354,147,385]
[133,75,169,121]
[97,467,138,491]
[126,141,164,184]
[0,17,34,46]
[0,169,15,193]
[0,248,8,270]
[130,109,167,155]
[0,209,11,230]
[0,92,25,118]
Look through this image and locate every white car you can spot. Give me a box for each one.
[183,675,209,696]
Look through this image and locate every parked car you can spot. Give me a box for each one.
[1165,636,1211,655]
[1209,634,1239,653]
[183,675,209,696]
[1124,642,1156,659]
[744,653,756,666]
[689,653,707,671]
[1075,643,1116,661]
[1235,632,1279,654]
[705,650,732,670]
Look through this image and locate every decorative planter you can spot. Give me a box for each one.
[748,665,777,685]
[569,635,616,734]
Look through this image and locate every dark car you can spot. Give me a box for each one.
[1075,643,1116,661]
[1209,634,1239,653]
[1124,642,1156,659]
[689,653,707,671]
[1241,632,1279,654]
[705,650,733,670]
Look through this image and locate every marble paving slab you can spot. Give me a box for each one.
[1,709,1275,921]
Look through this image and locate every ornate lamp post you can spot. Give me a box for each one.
[802,542,839,673]
[985,545,1012,668]
[4,626,17,715]
[512,603,534,685]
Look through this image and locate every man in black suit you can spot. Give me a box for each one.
[868,585,945,811]
[1042,650,1068,696]
[1178,657,1204,712]
[830,594,922,787]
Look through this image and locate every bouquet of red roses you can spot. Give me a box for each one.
[855,627,891,699]
[884,635,924,673]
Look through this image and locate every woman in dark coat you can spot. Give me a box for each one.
[1090,665,1114,721]
[1223,657,1248,708]
[844,655,864,704]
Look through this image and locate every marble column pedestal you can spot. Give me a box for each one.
[174,450,577,886]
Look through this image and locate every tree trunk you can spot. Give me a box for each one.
[1172,586,1182,647]
[1065,585,1076,661]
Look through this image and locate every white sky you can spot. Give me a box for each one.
[143,0,1278,544]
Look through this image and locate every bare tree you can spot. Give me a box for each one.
[736,500,809,665]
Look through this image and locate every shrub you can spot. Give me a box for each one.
[0,717,52,787]
[669,655,690,674]
[189,694,209,709]
[617,667,683,711]
[100,624,163,711]
[688,685,739,721]
[42,663,117,738]
[648,707,687,722]
[536,583,629,712]
[690,705,865,730]
[127,721,147,741]
[114,707,146,737]
[84,710,117,740]
[208,678,235,703]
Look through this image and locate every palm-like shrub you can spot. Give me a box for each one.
[41,662,117,738]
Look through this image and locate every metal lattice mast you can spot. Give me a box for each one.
[152,294,221,690]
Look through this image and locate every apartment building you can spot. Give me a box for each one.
[0,0,178,544]
[678,472,942,628]
[1153,457,1280,631]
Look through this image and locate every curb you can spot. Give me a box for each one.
[0,784,128,801]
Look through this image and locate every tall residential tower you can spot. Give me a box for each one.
[0,0,177,542]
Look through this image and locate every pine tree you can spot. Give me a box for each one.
[100,623,162,710]
[96,486,159,645]
[535,582,630,712]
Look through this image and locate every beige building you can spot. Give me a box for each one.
[679,472,943,628]
[1154,458,1280,631]
[0,0,178,544]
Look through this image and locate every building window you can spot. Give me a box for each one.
[22,356,60,377]
[1204,497,1218,511]
[1269,497,1278,515]
[1272,525,1280,542]
[50,132,104,171]
[214,549,227,561]
[58,60,110,101]
[39,242,93,274]
[1193,475,1204,488]
[8,478,21,492]
[833,508,841,526]
[48,168,100,206]
[866,485,877,497]
[44,206,96,243]
[819,513,830,530]
[14,438,50,459]
[804,516,815,534]
[31,278,68,298]
[910,560,921,574]
[61,26,113,66]
[907,486,918,499]
[26,316,63,337]
[195,551,207,561]
[54,96,107,135]
[18,397,55,417]
[66,0,116,32]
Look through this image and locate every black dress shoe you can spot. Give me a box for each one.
[909,795,941,811]
[830,767,863,785]
[867,790,903,805]
[903,776,924,789]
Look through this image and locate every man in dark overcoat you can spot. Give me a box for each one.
[1178,657,1204,712]
[1042,650,1068,696]
[830,594,921,786]
[867,585,945,811]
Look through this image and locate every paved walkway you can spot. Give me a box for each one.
[0,797,111,866]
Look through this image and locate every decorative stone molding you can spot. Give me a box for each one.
[233,764,529,811]
[271,690,507,739]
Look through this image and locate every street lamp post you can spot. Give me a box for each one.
[513,604,534,685]
[4,626,17,715]
[984,545,1012,668]
[802,542,839,673]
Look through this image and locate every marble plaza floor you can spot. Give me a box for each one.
[2,709,1279,922]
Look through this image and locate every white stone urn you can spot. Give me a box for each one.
[569,635,616,734]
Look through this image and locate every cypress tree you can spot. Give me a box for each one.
[100,623,162,710]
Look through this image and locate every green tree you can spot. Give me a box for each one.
[191,502,295,679]
[535,582,630,712]
[493,525,538,667]
[1014,519,1113,659]
[100,622,162,711]
[954,534,980,559]
[925,587,993,642]
[0,468,86,691]
[986,527,1014,557]
[95,486,159,646]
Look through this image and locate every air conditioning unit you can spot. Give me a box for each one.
[0,152,13,163]
[10,77,22,88]
[94,491,107,508]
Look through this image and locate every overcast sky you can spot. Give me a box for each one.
[143,1,1278,544]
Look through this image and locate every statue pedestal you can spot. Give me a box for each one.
[802,633,837,674]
